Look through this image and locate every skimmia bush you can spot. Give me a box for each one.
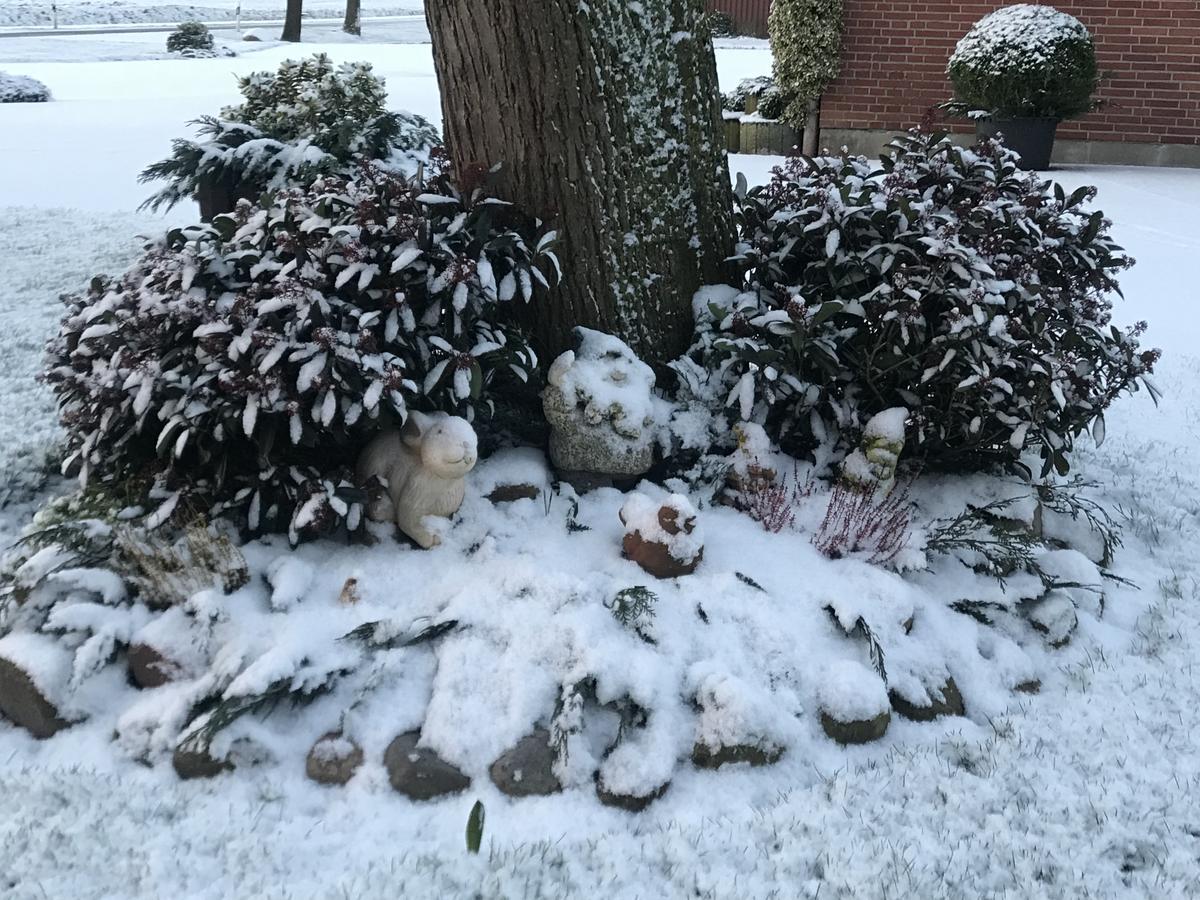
[45,161,557,542]
[684,131,1158,474]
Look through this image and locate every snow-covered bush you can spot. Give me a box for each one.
[705,10,736,38]
[722,76,786,120]
[947,5,1098,120]
[45,163,556,542]
[768,0,842,127]
[166,21,214,54]
[0,72,51,103]
[140,54,440,213]
[683,130,1158,475]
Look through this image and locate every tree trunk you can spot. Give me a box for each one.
[424,0,736,367]
[281,0,302,41]
[343,0,361,35]
[803,98,821,156]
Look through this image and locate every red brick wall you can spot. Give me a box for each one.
[821,1,1200,145]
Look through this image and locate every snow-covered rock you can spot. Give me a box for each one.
[619,492,704,578]
[818,659,891,745]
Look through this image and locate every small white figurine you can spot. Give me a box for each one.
[357,411,478,548]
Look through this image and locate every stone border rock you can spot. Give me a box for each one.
[489,728,562,797]
[692,741,783,769]
[306,732,365,786]
[890,678,965,722]
[384,731,470,801]
[0,656,71,739]
[820,709,890,745]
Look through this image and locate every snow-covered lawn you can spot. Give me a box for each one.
[0,0,419,27]
[2,34,1200,900]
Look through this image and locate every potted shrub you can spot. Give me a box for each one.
[947,4,1098,170]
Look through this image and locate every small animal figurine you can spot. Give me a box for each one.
[357,411,478,548]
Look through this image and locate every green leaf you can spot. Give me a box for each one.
[811,301,843,325]
[466,800,485,854]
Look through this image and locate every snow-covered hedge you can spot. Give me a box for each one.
[140,54,440,213]
[948,4,1098,120]
[0,72,51,103]
[683,130,1158,475]
[45,164,557,542]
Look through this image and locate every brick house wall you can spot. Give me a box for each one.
[708,1,1200,158]
[820,1,1200,149]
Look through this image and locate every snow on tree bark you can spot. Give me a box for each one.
[424,0,736,367]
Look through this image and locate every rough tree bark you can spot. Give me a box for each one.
[343,0,361,35]
[281,0,303,41]
[424,0,736,367]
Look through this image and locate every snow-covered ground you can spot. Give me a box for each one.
[2,37,1200,900]
[0,0,419,27]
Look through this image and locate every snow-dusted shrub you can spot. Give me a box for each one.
[45,163,555,542]
[722,76,785,120]
[0,72,50,103]
[768,0,842,126]
[948,5,1098,120]
[166,21,214,54]
[705,10,736,38]
[686,130,1158,475]
[140,54,440,213]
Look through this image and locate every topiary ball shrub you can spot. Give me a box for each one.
[166,21,215,54]
[140,54,440,215]
[0,72,51,103]
[45,161,557,543]
[682,130,1158,476]
[948,4,1098,120]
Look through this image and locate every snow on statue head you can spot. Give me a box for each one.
[542,327,659,489]
[841,407,908,493]
[356,410,478,549]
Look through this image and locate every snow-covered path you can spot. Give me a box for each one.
[1,40,1199,900]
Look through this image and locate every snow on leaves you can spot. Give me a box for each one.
[45,163,557,541]
[686,130,1157,475]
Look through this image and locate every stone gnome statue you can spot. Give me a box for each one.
[541,327,660,489]
[357,411,478,548]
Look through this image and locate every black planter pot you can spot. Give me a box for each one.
[976,116,1059,171]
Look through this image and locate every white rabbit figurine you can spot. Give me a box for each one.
[357,411,478,548]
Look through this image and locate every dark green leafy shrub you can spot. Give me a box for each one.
[705,10,736,37]
[166,21,214,54]
[722,76,786,119]
[681,130,1158,475]
[947,4,1098,120]
[140,54,440,213]
[45,162,558,543]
